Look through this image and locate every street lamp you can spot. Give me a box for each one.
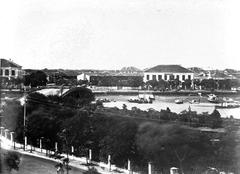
[20,95,27,150]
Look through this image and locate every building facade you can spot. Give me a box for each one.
[77,72,143,87]
[0,58,23,79]
[144,65,194,82]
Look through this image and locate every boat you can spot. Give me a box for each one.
[222,97,234,103]
[215,102,240,109]
[128,93,154,104]
[189,99,200,104]
[207,94,221,103]
[96,98,111,103]
[128,98,152,104]
[138,93,155,101]
[175,99,183,104]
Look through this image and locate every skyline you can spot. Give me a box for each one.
[3,57,239,71]
[1,0,240,70]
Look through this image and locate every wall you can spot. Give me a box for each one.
[143,72,194,82]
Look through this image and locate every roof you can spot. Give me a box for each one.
[80,71,143,77]
[211,71,232,79]
[144,65,193,73]
[0,58,22,68]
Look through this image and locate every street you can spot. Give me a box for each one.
[2,152,85,174]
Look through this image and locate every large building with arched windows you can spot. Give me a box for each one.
[143,65,194,82]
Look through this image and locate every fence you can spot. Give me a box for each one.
[0,127,140,174]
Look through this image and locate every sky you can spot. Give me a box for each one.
[0,0,240,70]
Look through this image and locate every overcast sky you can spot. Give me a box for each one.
[0,0,239,70]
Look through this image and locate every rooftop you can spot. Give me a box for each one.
[0,58,22,68]
[145,65,193,73]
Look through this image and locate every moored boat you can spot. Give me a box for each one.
[128,93,154,104]
[215,102,240,109]
[128,98,152,104]
[207,94,221,103]
[96,98,111,103]
[175,99,183,104]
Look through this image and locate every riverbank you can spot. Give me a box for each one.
[1,88,239,96]
[94,89,240,96]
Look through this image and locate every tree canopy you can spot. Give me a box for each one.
[24,70,47,87]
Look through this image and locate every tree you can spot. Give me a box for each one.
[128,76,143,87]
[26,107,60,148]
[98,119,138,167]
[182,79,192,89]
[208,109,222,128]
[200,79,217,90]
[24,70,47,87]
[136,123,212,173]
[146,80,168,90]
[60,110,91,155]
[62,87,95,107]
[1,151,21,173]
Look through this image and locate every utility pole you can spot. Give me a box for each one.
[0,58,2,126]
[0,59,2,152]
[23,90,27,151]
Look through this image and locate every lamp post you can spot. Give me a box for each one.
[40,137,43,153]
[20,94,27,151]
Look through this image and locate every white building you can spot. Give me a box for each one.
[143,65,194,82]
[0,58,23,79]
[77,72,92,81]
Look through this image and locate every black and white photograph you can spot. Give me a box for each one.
[1,0,240,173]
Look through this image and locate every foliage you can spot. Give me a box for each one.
[60,110,91,154]
[3,91,238,173]
[62,87,95,107]
[26,107,61,147]
[146,80,169,90]
[200,79,217,90]
[4,151,21,171]
[136,123,213,173]
[97,118,139,166]
[2,100,23,132]
[24,70,47,87]
[182,79,192,89]
[90,76,143,87]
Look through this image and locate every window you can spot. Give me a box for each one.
[158,75,162,80]
[164,75,167,80]
[188,75,191,80]
[176,75,179,80]
[0,69,2,75]
[146,75,149,80]
[152,75,156,80]
[182,75,185,80]
[170,75,174,80]
[5,69,9,76]
[11,70,15,76]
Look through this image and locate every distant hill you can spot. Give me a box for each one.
[120,66,142,72]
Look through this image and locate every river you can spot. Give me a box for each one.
[97,94,240,119]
